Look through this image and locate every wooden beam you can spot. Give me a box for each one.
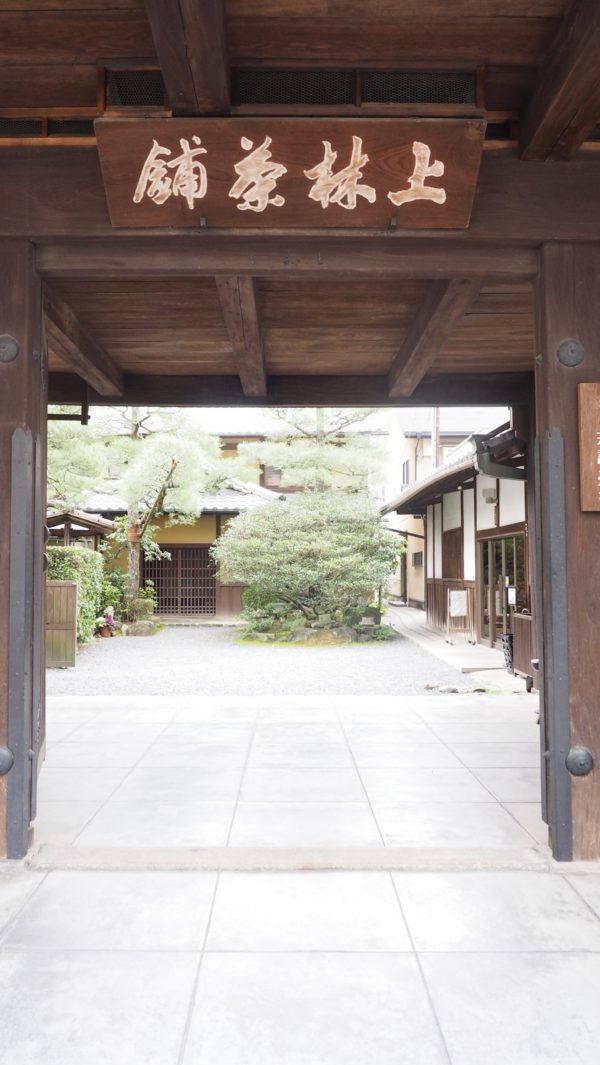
[215,277,266,397]
[36,240,537,281]
[48,371,533,409]
[144,0,229,115]
[43,289,124,397]
[388,279,480,397]
[520,0,600,160]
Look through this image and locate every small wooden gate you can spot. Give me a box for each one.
[143,545,217,616]
[46,580,77,667]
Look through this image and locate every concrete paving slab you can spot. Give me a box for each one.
[0,867,45,935]
[565,874,600,919]
[36,767,131,803]
[3,870,216,951]
[74,801,234,848]
[0,950,197,1065]
[470,767,542,802]
[503,802,548,845]
[348,740,463,769]
[182,953,449,1065]
[229,802,382,847]
[240,767,365,802]
[393,871,600,951]
[43,741,153,769]
[373,801,536,848]
[206,871,410,951]
[360,766,494,803]
[111,767,243,802]
[421,953,600,1065]
[448,742,540,768]
[32,802,102,846]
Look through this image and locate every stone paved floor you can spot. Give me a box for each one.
[35,693,544,851]
[3,859,600,1063]
[7,689,600,1063]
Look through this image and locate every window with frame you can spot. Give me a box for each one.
[412,550,424,568]
[401,459,410,486]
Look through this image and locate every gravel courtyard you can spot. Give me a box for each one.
[47,624,465,697]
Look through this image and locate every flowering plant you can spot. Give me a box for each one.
[95,606,117,633]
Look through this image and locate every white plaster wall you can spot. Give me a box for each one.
[443,491,462,531]
[462,488,476,582]
[476,473,498,530]
[499,478,526,527]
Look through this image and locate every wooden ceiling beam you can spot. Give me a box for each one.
[36,241,536,281]
[215,277,266,397]
[44,288,124,397]
[388,279,480,398]
[143,0,229,115]
[520,0,600,160]
[48,371,533,409]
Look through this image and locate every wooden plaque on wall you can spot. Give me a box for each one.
[578,383,600,511]
[95,117,485,230]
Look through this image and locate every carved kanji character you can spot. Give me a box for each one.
[304,136,376,210]
[388,141,446,207]
[229,136,287,212]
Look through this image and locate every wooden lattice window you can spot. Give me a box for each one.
[142,546,216,616]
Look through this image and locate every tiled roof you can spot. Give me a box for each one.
[79,479,282,516]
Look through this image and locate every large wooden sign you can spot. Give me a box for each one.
[95,118,485,230]
[579,383,600,511]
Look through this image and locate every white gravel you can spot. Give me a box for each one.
[47,625,465,697]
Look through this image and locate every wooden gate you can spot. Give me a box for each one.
[143,545,217,616]
[46,580,77,668]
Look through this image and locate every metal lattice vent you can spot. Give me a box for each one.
[47,120,95,136]
[233,68,356,106]
[232,68,476,106]
[106,69,166,107]
[361,70,475,105]
[0,119,43,136]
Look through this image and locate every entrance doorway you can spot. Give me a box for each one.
[480,534,527,646]
[143,546,217,617]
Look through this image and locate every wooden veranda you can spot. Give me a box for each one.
[1,1,600,860]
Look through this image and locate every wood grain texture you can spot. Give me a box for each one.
[44,288,124,395]
[227,17,558,65]
[95,117,485,230]
[535,243,600,859]
[0,12,155,63]
[48,370,533,407]
[4,148,600,245]
[389,278,480,396]
[578,383,600,511]
[144,0,229,114]
[216,277,266,395]
[520,0,600,160]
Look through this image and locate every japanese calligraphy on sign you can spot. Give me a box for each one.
[95,118,486,230]
[578,383,600,512]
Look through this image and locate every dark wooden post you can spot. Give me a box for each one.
[535,243,600,860]
[0,242,47,858]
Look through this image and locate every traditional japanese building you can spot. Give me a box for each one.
[1,1,600,861]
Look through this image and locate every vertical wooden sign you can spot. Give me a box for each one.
[578,382,600,511]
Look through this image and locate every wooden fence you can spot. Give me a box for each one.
[46,580,77,668]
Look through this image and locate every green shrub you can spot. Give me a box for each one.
[47,547,104,642]
[100,570,127,617]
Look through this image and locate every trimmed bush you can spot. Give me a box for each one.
[47,547,104,642]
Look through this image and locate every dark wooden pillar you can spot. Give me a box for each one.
[0,242,47,858]
[535,243,600,860]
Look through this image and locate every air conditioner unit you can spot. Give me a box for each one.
[483,488,498,504]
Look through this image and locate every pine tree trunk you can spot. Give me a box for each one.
[127,528,142,598]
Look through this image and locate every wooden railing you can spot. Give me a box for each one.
[426,579,476,642]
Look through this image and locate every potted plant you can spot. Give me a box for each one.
[95,606,117,638]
